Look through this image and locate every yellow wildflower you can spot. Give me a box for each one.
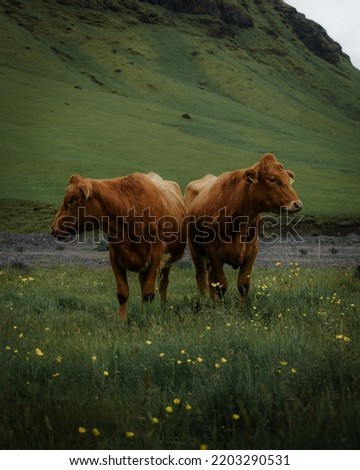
[78,426,87,434]
[173,398,181,405]
[232,413,240,420]
[165,406,173,413]
[35,348,44,357]
[152,417,159,424]
[103,370,109,376]
[92,428,101,437]
[125,431,135,438]
[200,444,208,450]
[279,361,288,366]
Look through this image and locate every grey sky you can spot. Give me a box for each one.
[286,0,360,69]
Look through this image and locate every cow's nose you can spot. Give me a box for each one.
[291,200,303,212]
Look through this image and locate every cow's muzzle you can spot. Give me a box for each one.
[51,225,76,242]
[287,200,303,212]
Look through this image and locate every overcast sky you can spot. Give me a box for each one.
[286,0,360,69]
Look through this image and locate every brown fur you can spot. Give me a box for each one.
[184,174,217,209]
[186,153,302,303]
[51,172,187,320]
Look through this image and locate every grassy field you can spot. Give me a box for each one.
[1,262,359,449]
[0,0,360,232]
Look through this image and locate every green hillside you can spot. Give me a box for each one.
[1,0,360,232]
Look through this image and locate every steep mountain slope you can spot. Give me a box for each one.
[0,0,359,230]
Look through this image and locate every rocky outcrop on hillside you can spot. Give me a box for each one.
[144,0,254,27]
[274,2,350,65]
[56,0,350,66]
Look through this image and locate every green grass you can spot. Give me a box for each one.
[0,0,360,232]
[1,263,360,449]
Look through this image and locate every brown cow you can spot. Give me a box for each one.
[51,172,186,319]
[186,153,302,303]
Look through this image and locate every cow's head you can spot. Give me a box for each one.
[243,153,302,213]
[51,174,99,241]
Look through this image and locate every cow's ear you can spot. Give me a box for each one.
[79,180,93,200]
[69,174,92,200]
[287,170,295,185]
[260,153,277,163]
[243,168,258,184]
[69,174,82,185]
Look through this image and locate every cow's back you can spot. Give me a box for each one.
[185,174,217,209]
[145,172,187,261]
[146,172,185,220]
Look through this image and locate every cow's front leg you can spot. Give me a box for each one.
[159,264,171,303]
[189,243,208,297]
[109,246,129,320]
[237,241,258,304]
[138,246,162,304]
[207,254,228,301]
[237,270,250,304]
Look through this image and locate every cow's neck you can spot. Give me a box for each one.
[86,181,125,239]
[226,180,260,224]
[89,180,149,244]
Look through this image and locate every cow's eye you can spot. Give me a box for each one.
[268,176,279,184]
[66,197,76,207]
